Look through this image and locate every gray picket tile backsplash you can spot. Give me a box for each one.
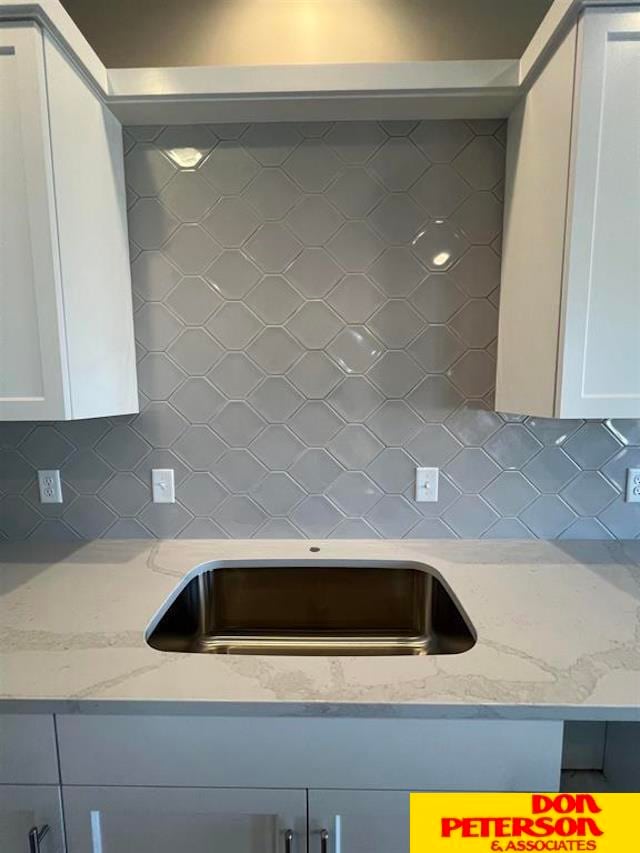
[1,120,639,540]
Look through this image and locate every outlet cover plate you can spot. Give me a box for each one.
[152,468,175,503]
[625,468,640,503]
[38,470,63,503]
[415,467,439,502]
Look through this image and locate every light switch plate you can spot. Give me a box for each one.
[625,468,640,503]
[38,470,63,503]
[152,468,175,503]
[415,467,439,502]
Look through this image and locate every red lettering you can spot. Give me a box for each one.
[555,796,574,814]
[441,818,463,837]
[532,794,602,816]
[578,818,603,837]
[554,818,577,837]
[578,796,601,815]
[494,818,511,837]
[533,796,555,814]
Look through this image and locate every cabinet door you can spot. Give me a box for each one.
[309,790,409,853]
[558,8,640,417]
[0,24,70,420]
[0,785,65,852]
[64,786,307,853]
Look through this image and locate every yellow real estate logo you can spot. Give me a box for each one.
[410,793,639,852]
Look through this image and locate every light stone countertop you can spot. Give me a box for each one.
[0,538,639,720]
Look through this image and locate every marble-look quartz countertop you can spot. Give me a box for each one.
[0,539,639,720]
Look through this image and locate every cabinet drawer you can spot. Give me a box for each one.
[0,714,58,784]
[0,784,65,853]
[63,786,307,853]
[57,714,562,791]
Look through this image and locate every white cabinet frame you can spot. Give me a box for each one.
[497,8,640,418]
[0,22,138,421]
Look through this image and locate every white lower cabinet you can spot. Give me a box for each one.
[0,785,65,853]
[62,787,307,853]
[61,786,407,853]
[0,712,570,853]
[309,790,409,853]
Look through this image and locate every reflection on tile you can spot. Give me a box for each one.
[3,120,635,542]
[412,220,468,271]
[156,125,215,168]
[327,327,382,374]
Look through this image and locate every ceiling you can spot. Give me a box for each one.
[60,0,554,68]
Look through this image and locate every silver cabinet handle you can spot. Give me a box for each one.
[28,825,50,853]
[285,829,294,853]
[320,829,329,853]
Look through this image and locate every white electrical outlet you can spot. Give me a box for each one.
[152,468,175,503]
[415,467,439,502]
[38,470,63,503]
[625,468,640,503]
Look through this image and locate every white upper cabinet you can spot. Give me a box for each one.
[496,8,640,418]
[0,23,137,421]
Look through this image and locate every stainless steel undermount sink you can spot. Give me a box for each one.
[146,560,476,657]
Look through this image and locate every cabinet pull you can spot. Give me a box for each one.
[28,825,50,853]
[320,829,329,853]
[285,828,294,853]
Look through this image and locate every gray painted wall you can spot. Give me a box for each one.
[1,120,639,541]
